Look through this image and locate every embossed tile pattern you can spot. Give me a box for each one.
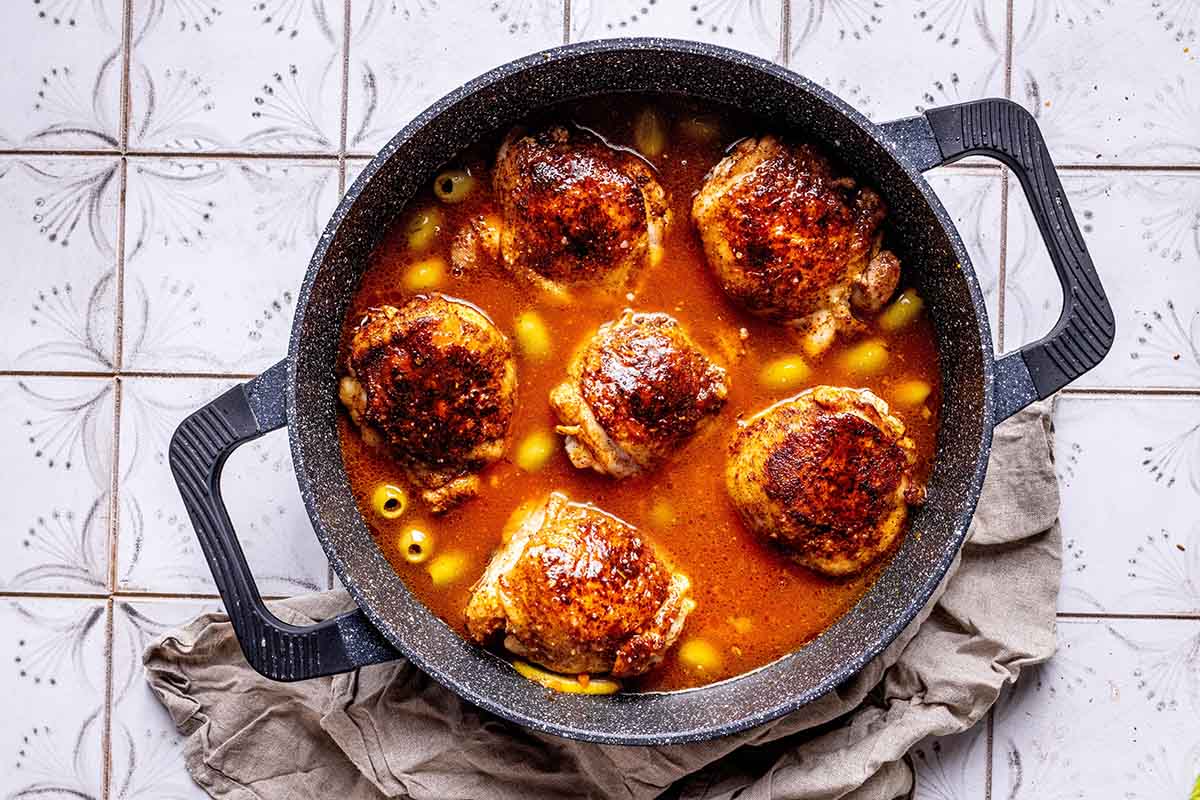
[0,3,1198,799]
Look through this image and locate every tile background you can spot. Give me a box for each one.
[1,1,1197,797]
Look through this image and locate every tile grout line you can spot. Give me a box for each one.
[100,597,115,800]
[113,158,128,371]
[985,707,994,800]
[562,0,571,44]
[107,377,123,596]
[118,0,133,152]
[779,0,790,66]
[339,0,352,195]
[996,0,1014,359]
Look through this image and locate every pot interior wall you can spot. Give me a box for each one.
[287,41,991,743]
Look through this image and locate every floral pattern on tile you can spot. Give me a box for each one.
[910,723,988,800]
[0,598,108,799]
[570,0,783,61]
[116,377,326,596]
[993,618,1200,797]
[0,157,120,371]
[0,377,114,594]
[346,0,564,156]
[122,157,339,373]
[1053,395,1200,614]
[127,0,344,151]
[788,0,1005,124]
[0,0,124,150]
[1004,171,1200,388]
[1011,0,1200,164]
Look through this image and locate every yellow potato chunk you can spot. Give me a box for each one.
[398,527,433,564]
[405,207,442,253]
[893,379,932,406]
[427,550,468,587]
[515,430,555,472]
[512,661,621,695]
[433,169,475,204]
[371,484,408,520]
[878,288,925,332]
[839,339,890,375]
[513,311,551,360]
[678,638,722,673]
[649,499,677,529]
[404,257,445,290]
[633,107,668,158]
[759,355,811,391]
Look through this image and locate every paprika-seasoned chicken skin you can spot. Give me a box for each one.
[550,311,728,478]
[692,136,901,356]
[493,125,670,292]
[465,492,694,677]
[726,386,925,577]
[339,294,516,511]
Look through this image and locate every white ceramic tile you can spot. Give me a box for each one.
[1004,171,1200,389]
[787,0,1005,124]
[927,167,1004,352]
[1011,0,1200,165]
[346,0,564,155]
[570,0,784,62]
[108,599,220,800]
[116,377,326,596]
[127,0,344,151]
[911,724,988,800]
[0,1,124,149]
[0,598,108,798]
[122,157,340,373]
[0,377,114,594]
[993,618,1200,798]
[0,157,120,371]
[1053,395,1200,615]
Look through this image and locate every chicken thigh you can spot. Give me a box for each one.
[692,136,901,356]
[550,311,728,478]
[339,294,516,511]
[492,125,670,292]
[465,492,694,677]
[726,386,925,577]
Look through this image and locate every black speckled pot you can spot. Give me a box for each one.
[169,39,1113,745]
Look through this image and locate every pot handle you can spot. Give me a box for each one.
[169,359,399,681]
[880,99,1114,422]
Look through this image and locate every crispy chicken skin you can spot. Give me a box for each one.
[464,492,694,677]
[692,136,901,355]
[493,125,670,292]
[339,294,516,511]
[726,386,925,577]
[550,311,728,478]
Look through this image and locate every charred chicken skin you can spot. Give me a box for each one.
[464,492,694,677]
[550,311,728,478]
[492,124,670,292]
[339,294,516,511]
[692,135,901,355]
[726,386,925,577]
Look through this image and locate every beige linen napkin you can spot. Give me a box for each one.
[145,401,1061,800]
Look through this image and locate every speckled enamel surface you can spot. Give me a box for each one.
[284,39,995,744]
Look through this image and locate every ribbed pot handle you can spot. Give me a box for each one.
[881,99,1115,422]
[169,359,397,681]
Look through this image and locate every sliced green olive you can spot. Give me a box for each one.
[405,207,443,253]
[878,288,925,332]
[433,169,475,204]
[633,107,668,158]
[398,527,433,564]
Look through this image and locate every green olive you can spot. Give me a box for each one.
[878,288,925,331]
[633,107,668,159]
[405,207,443,252]
[371,484,408,520]
[433,169,475,204]
[839,339,890,375]
[398,527,433,564]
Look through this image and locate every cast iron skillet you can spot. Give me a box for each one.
[169,39,1113,745]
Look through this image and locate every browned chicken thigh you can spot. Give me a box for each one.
[464,492,694,677]
[692,136,901,355]
[339,294,516,511]
[491,125,670,293]
[550,311,728,478]
[726,386,925,577]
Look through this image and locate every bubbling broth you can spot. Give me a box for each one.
[337,94,941,692]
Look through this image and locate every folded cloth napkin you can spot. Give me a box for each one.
[145,401,1061,800]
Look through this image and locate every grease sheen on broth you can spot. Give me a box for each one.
[338,95,941,692]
